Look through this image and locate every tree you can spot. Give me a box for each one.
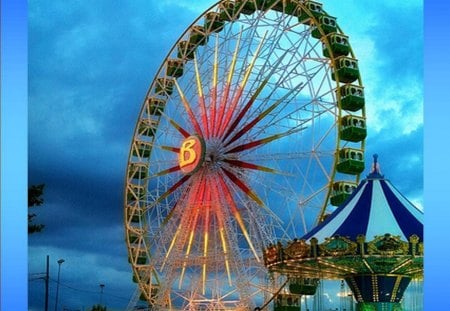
[28,184,45,234]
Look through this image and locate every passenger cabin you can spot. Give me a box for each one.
[237,0,257,15]
[298,1,323,24]
[205,12,224,32]
[336,148,365,175]
[220,1,240,21]
[132,271,144,283]
[127,206,144,223]
[340,115,367,142]
[128,247,147,265]
[146,97,166,116]
[126,184,146,201]
[128,163,148,180]
[139,287,159,301]
[132,140,152,159]
[332,56,360,83]
[330,181,357,206]
[128,233,140,245]
[138,118,158,137]
[311,15,337,39]
[270,0,299,15]
[323,33,350,58]
[177,40,196,60]
[189,25,208,46]
[338,84,365,111]
[166,59,184,78]
[274,294,301,311]
[254,0,276,11]
[155,78,174,96]
[289,278,318,295]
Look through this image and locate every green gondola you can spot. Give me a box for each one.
[147,97,165,116]
[340,115,367,142]
[154,77,174,95]
[255,0,277,11]
[338,84,365,111]
[332,56,360,83]
[298,0,323,24]
[330,181,357,206]
[128,248,147,265]
[236,0,257,15]
[288,278,318,295]
[336,148,365,175]
[166,59,184,78]
[205,12,224,32]
[189,25,208,46]
[270,0,300,15]
[177,40,196,60]
[273,294,301,311]
[127,207,144,223]
[311,15,337,39]
[128,233,139,244]
[126,183,146,201]
[323,33,350,58]
[132,141,152,158]
[128,163,148,179]
[138,118,158,137]
[220,0,240,21]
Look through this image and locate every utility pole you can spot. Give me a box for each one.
[54,258,65,311]
[99,284,105,306]
[45,255,50,311]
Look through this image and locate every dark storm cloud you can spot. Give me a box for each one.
[28,1,203,310]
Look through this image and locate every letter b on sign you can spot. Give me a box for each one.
[179,135,204,174]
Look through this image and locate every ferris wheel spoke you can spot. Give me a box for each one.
[154,174,191,206]
[221,76,270,142]
[179,174,206,289]
[154,165,181,177]
[209,176,233,286]
[225,126,307,155]
[201,177,213,295]
[220,167,264,208]
[174,79,203,136]
[160,111,191,138]
[208,34,220,139]
[224,81,304,147]
[160,219,181,271]
[221,46,295,144]
[159,145,180,154]
[214,29,243,138]
[217,173,260,262]
[193,55,210,138]
[223,158,278,174]
[218,31,268,137]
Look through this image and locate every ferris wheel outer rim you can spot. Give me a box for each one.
[124,0,366,306]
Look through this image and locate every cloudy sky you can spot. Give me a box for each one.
[27,0,423,310]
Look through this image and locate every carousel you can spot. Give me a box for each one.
[264,155,423,311]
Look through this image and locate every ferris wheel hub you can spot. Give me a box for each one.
[179,135,206,174]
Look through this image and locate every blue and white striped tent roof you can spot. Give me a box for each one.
[302,155,423,243]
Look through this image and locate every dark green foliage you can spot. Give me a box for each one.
[28,184,45,234]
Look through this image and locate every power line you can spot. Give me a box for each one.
[47,277,130,302]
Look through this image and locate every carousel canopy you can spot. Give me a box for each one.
[302,155,423,243]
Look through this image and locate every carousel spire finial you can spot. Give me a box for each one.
[368,153,384,178]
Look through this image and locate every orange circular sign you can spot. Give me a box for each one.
[178,135,205,174]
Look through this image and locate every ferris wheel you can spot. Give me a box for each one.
[124,0,366,309]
